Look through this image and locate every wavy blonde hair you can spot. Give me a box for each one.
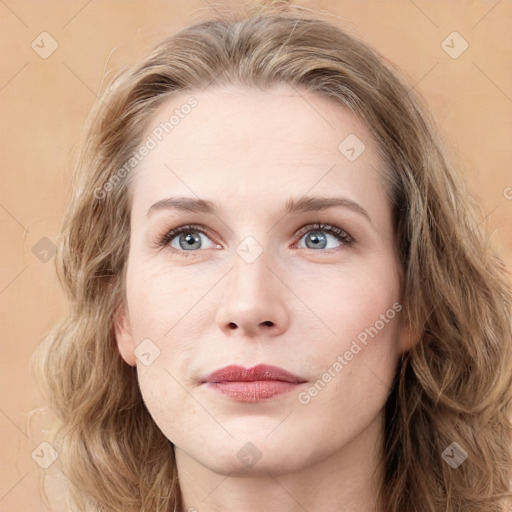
[32,2,512,511]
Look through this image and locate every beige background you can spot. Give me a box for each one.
[1,1,511,510]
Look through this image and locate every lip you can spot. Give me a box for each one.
[204,364,306,384]
[202,364,307,402]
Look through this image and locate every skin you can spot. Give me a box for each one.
[115,83,414,512]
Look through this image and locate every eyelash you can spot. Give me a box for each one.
[156,222,354,258]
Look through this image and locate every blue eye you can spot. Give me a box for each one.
[295,223,353,251]
[157,224,218,256]
[157,222,353,257]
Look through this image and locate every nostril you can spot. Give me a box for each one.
[228,322,237,329]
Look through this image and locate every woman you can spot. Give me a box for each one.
[32,2,512,511]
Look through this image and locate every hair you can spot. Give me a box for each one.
[31,2,512,511]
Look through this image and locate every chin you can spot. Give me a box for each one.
[179,431,319,476]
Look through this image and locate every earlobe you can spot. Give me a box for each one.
[113,306,136,366]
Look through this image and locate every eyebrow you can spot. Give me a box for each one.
[146,195,371,223]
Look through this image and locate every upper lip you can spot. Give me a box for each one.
[203,364,307,384]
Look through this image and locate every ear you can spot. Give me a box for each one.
[114,304,136,366]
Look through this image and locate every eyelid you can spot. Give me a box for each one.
[156,224,219,251]
[156,221,355,255]
[293,222,353,244]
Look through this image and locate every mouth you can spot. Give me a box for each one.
[202,364,308,402]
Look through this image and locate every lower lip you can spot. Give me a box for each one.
[206,380,304,402]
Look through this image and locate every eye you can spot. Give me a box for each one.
[294,223,353,251]
[156,222,354,257]
[157,224,219,257]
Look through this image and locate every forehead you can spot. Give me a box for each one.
[129,84,387,219]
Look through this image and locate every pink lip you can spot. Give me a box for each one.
[203,364,307,402]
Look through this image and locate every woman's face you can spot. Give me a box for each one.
[115,84,411,477]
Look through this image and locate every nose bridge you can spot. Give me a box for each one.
[227,219,273,290]
[215,237,289,336]
[230,241,272,305]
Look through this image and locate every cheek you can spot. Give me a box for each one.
[126,262,194,337]
[293,259,401,340]
[132,322,200,442]
[294,274,401,437]
[295,260,403,396]
[135,367,195,444]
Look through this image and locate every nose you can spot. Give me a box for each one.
[215,251,289,338]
